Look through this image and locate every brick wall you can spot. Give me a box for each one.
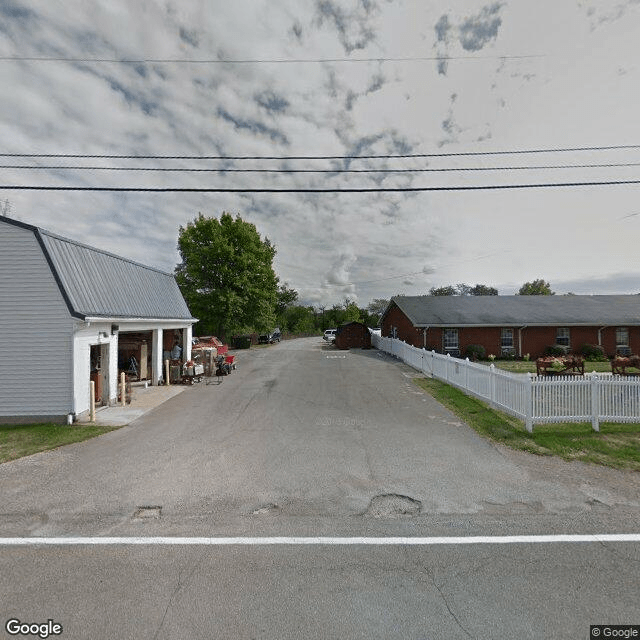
[381,302,640,358]
[381,303,423,347]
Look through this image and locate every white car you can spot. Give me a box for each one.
[323,329,337,342]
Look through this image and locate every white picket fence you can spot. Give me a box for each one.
[371,334,640,432]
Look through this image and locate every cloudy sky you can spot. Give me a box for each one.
[2,0,640,306]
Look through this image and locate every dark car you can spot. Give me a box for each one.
[258,329,281,344]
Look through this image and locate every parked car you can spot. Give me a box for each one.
[323,328,337,342]
[258,328,281,344]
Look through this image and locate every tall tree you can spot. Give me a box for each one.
[175,212,278,338]
[366,298,389,325]
[518,279,554,295]
[276,282,298,315]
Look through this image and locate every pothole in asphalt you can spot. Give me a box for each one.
[133,505,162,519]
[251,503,279,515]
[481,500,545,515]
[365,494,422,518]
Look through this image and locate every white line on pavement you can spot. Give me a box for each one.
[0,534,639,546]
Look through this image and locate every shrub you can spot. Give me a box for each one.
[544,344,569,356]
[580,344,607,361]
[465,344,486,361]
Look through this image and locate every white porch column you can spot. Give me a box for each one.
[183,326,192,361]
[152,328,163,385]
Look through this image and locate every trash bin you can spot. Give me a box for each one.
[232,335,252,349]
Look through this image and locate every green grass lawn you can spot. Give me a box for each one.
[414,377,640,471]
[0,423,122,464]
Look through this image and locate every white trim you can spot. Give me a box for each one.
[0,534,639,546]
[84,317,196,325]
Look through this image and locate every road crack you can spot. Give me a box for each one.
[153,556,201,640]
[405,548,475,639]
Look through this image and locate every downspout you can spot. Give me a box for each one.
[518,326,527,358]
[598,326,607,348]
[423,327,429,349]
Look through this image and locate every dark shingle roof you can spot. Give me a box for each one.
[2,215,195,320]
[387,295,640,327]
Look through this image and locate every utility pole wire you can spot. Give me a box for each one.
[2,162,640,173]
[1,144,640,161]
[0,54,546,65]
[2,180,640,192]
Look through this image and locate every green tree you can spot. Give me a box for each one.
[367,298,389,317]
[276,282,298,315]
[344,302,361,323]
[429,283,497,296]
[429,285,459,296]
[469,283,498,296]
[175,212,278,338]
[518,279,554,295]
[281,305,317,333]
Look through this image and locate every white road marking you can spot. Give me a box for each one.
[0,534,639,546]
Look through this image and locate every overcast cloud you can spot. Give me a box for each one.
[1,0,640,307]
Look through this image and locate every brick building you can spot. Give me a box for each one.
[381,295,640,359]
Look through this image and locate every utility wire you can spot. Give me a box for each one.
[325,251,507,287]
[1,144,640,160]
[2,180,640,192]
[2,162,640,173]
[0,54,546,65]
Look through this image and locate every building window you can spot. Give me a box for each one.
[501,328,514,355]
[556,327,570,347]
[443,328,459,354]
[616,327,630,355]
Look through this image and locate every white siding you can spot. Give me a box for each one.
[0,223,73,420]
[73,322,118,416]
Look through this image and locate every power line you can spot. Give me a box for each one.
[0,53,546,65]
[2,180,640,192]
[2,162,640,173]
[1,144,639,160]
[325,251,507,287]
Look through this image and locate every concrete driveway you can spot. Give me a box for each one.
[1,337,639,639]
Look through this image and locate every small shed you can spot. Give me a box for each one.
[334,322,372,350]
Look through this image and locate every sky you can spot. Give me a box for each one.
[1,0,640,307]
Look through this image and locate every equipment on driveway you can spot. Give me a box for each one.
[206,354,237,385]
[181,360,204,384]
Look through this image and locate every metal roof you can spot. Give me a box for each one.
[388,295,640,327]
[2,215,195,321]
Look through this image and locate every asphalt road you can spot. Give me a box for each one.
[1,337,639,639]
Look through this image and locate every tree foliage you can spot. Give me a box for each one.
[280,305,316,334]
[429,285,459,296]
[276,282,298,315]
[468,283,498,296]
[175,212,278,338]
[518,279,554,295]
[429,283,498,296]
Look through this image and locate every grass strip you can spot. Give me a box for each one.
[0,424,123,464]
[414,377,640,471]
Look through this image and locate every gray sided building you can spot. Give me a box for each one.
[0,215,196,423]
